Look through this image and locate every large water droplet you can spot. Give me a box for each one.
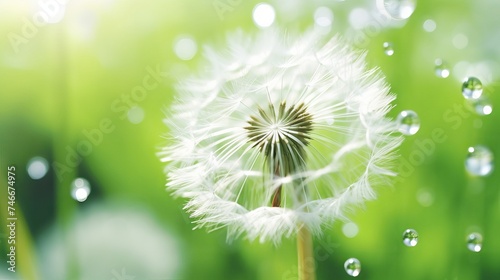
[466,232,483,252]
[344,258,361,277]
[403,229,418,247]
[127,106,145,124]
[465,146,493,176]
[376,0,416,20]
[397,110,420,135]
[468,97,493,116]
[462,77,483,100]
[434,59,450,78]
[383,42,394,56]
[71,178,91,202]
[26,156,49,180]
[342,222,359,238]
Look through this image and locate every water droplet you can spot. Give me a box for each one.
[434,59,450,78]
[423,19,436,32]
[383,42,394,56]
[465,146,493,176]
[397,110,420,135]
[127,106,145,124]
[26,156,49,180]
[71,178,91,202]
[252,3,275,28]
[344,258,361,277]
[462,77,483,100]
[416,189,434,207]
[376,0,416,20]
[466,233,483,252]
[468,97,493,116]
[453,33,469,50]
[342,222,359,238]
[403,229,418,247]
[173,35,197,61]
[314,7,333,27]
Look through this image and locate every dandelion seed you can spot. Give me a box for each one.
[159,29,403,245]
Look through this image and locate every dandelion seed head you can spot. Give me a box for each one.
[160,28,403,244]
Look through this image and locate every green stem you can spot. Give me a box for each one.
[297,225,316,280]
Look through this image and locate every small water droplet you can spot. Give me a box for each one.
[71,178,91,202]
[466,233,483,252]
[26,156,49,180]
[383,42,394,56]
[342,222,359,238]
[314,6,333,27]
[423,19,436,32]
[465,146,493,176]
[416,189,434,207]
[344,258,361,277]
[434,59,450,78]
[127,106,145,124]
[397,110,420,135]
[462,77,483,100]
[173,35,197,61]
[252,3,275,28]
[468,97,493,116]
[376,0,416,20]
[403,229,418,247]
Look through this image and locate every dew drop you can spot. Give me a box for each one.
[252,3,275,28]
[127,106,145,124]
[468,97,493,116]
[376,0,416,20]
[462,77,483,100]
[465,146,493,176]
[434,59,450,78]
[173,35,197,61]
[397,110,420,135]
[71,178,91,202]
[466,232,483,252]
[314,6,333,27]
[423,19,436,32]
[26,156,49,180]
[344,258,361,277]
[342,222,359,238]
[383,42,394,56]
[403,229,418,247]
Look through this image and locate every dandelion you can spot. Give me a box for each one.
[160,29,402,280]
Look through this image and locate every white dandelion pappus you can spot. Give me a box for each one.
[160,29,403,245]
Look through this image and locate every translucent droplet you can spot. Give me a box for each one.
[376,0,416,20]
[468,97,493,116]
[27,156,49,180]
[434,59,450,78]
[71,178,91,202]
[453,33,469,50]
[397,110,420,135]
[173,35,197,61]
[465,146,493,176]
[383,42,394,56]
[416,189,434,207]
[252,3,275,28]
[344,258,361,277]
[423,19,436,32]
[127,106,145,124]
[462,77,483,100]
[403,229,418,247]
[314,7,333,27]
[342,222,359,238]
[466,232,483,252]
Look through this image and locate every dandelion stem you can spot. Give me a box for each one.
[297,225,315,280]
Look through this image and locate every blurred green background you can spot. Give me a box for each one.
[1,0,499,279]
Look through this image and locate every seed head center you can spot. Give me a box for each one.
[244,101,313,170]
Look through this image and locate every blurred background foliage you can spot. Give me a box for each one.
[0,0,499,279]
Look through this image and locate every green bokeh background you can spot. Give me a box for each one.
[1,0,500,279]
